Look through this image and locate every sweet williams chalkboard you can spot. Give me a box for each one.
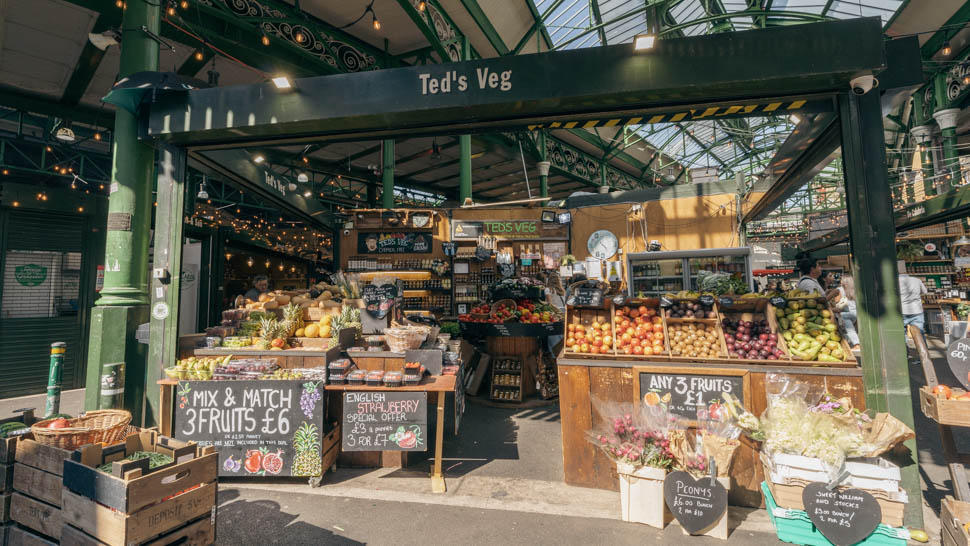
[802,483,882,546]
[634,366,749,420]
[342,391,428,451]
[173,380,324,477]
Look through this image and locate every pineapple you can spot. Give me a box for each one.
[327,311,345,349]
[281,303,305,337]
[292,422,322,477]
[258,317,280,350]
[342,305,362,336]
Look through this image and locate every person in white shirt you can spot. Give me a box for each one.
[834,275,860,350]
[796,258,840,300]
[898,263,928,333]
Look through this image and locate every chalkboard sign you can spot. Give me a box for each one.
[173,380,324,477]
[660,296,674,308]
[802,483,881,546]
[663,471,728,534]
[357,232,432,254]
[770,296,788,308]
[571,287,604,307]
[475,247,492,261]
[454,366,465,435]
[718,296,734,307]
[342,392,428,451]
[945,337,970,390]
[699,295,715,306]
[635,367,748,420]
[362,283,399,319]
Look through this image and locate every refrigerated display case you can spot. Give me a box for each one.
[626,247,753,297]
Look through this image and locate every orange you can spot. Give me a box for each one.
[643,392,661,406]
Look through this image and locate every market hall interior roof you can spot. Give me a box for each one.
[0,0,963,215]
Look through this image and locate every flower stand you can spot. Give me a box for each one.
[617,463,670,528]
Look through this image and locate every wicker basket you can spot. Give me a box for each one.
[384,327,428,353]
[490,299,517,318]
[31,409,132,450]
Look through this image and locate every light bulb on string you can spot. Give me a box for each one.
[261,34,270,46]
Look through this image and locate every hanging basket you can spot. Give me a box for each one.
[31,409,132,450]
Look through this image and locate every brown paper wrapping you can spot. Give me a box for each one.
[859,413,916,457]
[701,432,740,477]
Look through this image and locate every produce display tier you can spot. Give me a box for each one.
[459,321,563,337]
[556,356,862,376]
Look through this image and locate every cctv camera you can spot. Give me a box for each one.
[850,75,878,95]
[343,229,350,236]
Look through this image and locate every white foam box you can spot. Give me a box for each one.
[765,452,901,494]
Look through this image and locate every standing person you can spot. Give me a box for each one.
[244,274,269,302]
[836,275,860,351]
[796,257,825,295]
[898,263,928,333]
[543,273,567,355]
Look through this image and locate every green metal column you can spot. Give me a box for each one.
[910,125,935,197]
[838,92,922,528]
[459,135,472,203]
[934,108,960,191]
[599,162,607,189]
[145,145,186,427]
[84,0,159,420]
[382,139,394,209]
[537,131,549,198]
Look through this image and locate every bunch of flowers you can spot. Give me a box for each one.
[810,393,872,430]
[762,396,867,469]
[587,403,678,470]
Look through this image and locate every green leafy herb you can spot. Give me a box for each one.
[97,451,173,474]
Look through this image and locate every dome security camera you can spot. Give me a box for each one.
[850,75,878,95]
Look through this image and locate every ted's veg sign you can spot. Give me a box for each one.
[14,264,47,286]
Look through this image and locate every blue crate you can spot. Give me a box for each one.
[761,482,909,546]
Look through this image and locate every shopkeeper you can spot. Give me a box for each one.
[796,258,839,300]
[244,275,269,302]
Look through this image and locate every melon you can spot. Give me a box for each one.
[294,327,306,337]
[305,324,320,338]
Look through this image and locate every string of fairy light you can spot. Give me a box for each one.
[187,200,333,259]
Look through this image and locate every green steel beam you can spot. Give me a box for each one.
[511,0,556,55]
[396,0,469,63]
[838,91,922,528]
[61,14,112,106]
[459,134,472,201]
[382,139,395,208]
[459,0,509,55]
[589,0,608,46]
[0,86,107,128]
[562,127,657,177]
[921,1,970,60]
[176,49,215,77]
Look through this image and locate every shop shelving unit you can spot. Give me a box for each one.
[489,357,523,402]
[626,248,753,297]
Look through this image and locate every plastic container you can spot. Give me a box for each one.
[383,372,403,387]
[347,370,367,386]
[404,362,422,375]
[441,365,459,376]
[329,371,348,385]
[328,359,353,372]
[761,482,908,546]
[403,373,422,386]
[347,346,367,353]
[364,335,385,348]
[366,370,385,386]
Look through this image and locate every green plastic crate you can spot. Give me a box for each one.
[761,482,910,546]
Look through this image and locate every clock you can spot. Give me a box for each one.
[587,230,618,259]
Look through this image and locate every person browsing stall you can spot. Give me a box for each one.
[244,274,269,302]
[897,262,928,333]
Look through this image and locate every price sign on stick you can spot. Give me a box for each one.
[945,337,970,390]
[802,483,881,546]
[663,471,728,534]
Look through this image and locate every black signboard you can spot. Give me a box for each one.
[459,320,563,338]
[342,391,428,451]
[637,369,746,420]
[663,471,728,534]
[699,295,715,306]
[660,296,674,308]
[475,247,492,261]
[571,287,604,307]
[802,483,881,546]
[362,283,399,319]
[452,221,483,240]
[357,232,432,254]
[945,337,970,390]
[770,296,788,308]
[718,296,734,307]
[173,380,324,477]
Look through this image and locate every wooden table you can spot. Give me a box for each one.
[326,375,457,493]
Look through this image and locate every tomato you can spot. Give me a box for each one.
[652,323,664,333]
[638,306,649,315]
[632,345,644,355]
[47,418,71,429]
[932,385,953,399]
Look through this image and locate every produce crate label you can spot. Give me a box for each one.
[342,392,428,452]
[945,337,970,390]
[173,380,324,477]
[663,471,728,534]
[802,482,881,546]
[637,368,746,420]
[698,295,715,306]
[718,296,734,307]
[770,296,788,308]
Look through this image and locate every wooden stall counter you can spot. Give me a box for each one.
[555,356,865,508]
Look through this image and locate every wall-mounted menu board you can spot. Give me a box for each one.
[633,366,750,421]
[342,391,428,451]
[173,380,325,477]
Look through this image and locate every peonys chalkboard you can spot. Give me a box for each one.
[802,483,881,546]
[663,471,728,534]
[945,337,970,390]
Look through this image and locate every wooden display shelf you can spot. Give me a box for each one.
[919,386,970,427]
[490,358,523,402]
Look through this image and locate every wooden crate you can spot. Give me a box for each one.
[770,298,856,366]
[919,386,970,427]
[15,439,72,477]
[611,299,669,359]
[0,463,14,493]
[564,305,615,359]
[321,422,340,474]
[666,318,728,361]
[6,524,57,546]
[61,513,215,546]
[0,410,38,464]
[63,431,217,514]
[718,308,794,364]
[12,465,61,507]
[10,494,60,540]
[763,478,905,527]
[942,496,970,546]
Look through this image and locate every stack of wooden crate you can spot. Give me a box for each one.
[9,438,73,545]
[60,430,218,546]
[0,410,36,544]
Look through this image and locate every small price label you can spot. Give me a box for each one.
[770,296,788,308]
[718,296,734,307]
[612,294,627,306]
[699,295,715,306]
[660,296,674,308]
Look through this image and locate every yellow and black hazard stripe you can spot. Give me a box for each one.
[526,99,824,131]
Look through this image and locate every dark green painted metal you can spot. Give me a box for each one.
[563,127,657,179]
[459,0,509,55]
[176,49,214,77]
[382,139,395,209]
[0,86,108,127]
[839,91,922,527]
[60,15,111,106]
[146,144,186,427]
[366,183,377,207]
[145,18,888,148]
[741,112,840,223]
[459,134,472,202]
[538,130,548,198]
[511,0,555,55]
[396,0,466,63]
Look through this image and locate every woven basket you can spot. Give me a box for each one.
[31,409,132,450]
[384,327,427,353]
[490,299,517,318]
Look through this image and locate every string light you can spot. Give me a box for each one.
[418,1,426,11]
[94,132,101,141]
[943,42,952,56]
[115,0,124,7]
[194,50,204,61]
[295,31,305,43]
[45,146,52,152]
[372,12,381,30]
[78,206,84,212]
[166,1,176,16]
[261,34,270,46]
[11,201,18,207]
[180,0,189,8]
[2,170,8,175]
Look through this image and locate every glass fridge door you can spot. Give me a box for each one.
[630,258,685,296]
[687,254,749,290]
